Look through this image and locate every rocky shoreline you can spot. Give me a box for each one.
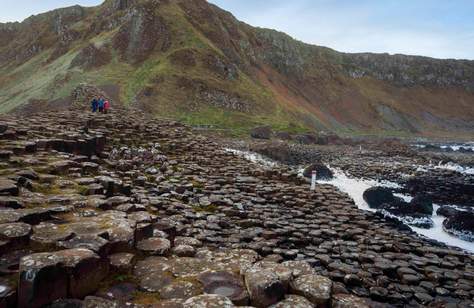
[222,137,474,245]
[0,107,473,307]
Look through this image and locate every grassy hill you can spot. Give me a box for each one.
[1,0,473,137]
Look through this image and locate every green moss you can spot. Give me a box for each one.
[76,185,89,195]
[132,291,162,305]
[193,204,218,213]
[31,183,62,195]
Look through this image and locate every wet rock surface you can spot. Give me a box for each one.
[0,106,473,307]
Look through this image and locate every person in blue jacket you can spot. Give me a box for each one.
[91,97,98,112]
[98,97,105,113]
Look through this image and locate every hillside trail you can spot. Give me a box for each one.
[0,104,473,307]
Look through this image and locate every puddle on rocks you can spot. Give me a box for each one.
[227,148,474,253]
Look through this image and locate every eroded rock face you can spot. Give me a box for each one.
[113,2,169,63]
[70,44,112,69]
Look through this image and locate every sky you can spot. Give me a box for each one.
[1,0,473,60]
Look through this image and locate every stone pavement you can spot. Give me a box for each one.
[0,106,473,307]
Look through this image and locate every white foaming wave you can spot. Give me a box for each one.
[224,148,278,168]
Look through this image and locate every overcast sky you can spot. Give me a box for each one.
[1,0,473,60]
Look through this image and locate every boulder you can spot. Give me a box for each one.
[436,205,461,218]
[0,124,8,134]
[362,187,397,209]
[376,198,434,228]
[303,163,333,180]
[289,274,332,307]
[295,134,318,145]
[409,194,433,215]
[275,132,292,140]
[443,212,474,242]
[251,126,273,139]
[18,249,108,308]
[245,269,286,307]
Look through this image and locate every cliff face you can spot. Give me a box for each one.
[343,53,474,89]
[0,0,473,137]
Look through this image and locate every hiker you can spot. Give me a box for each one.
[104,100,110,114]
[98,97,105,113]
[91,97,98,113]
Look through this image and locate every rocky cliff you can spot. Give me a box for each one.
[0,0,473,137]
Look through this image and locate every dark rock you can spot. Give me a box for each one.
[0,277,16,308]
[0,179,19,196]
[443,211,474,242]
[251,126,273,139]
[362,187,397,209]
[409,194,433,215]
[275,131,292,140]
[0,197,22,209]
[436,205,461,218]
[295,133,318,145]
[303,163,333,180]
[45,299,84,308]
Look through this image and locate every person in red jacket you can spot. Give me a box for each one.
[104,100,110,114]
